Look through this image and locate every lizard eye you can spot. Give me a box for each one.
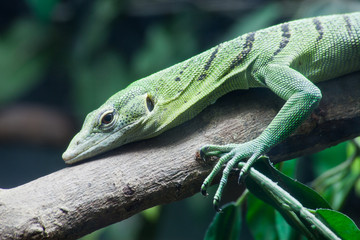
[101,111,114,125]
[146,95,154,112]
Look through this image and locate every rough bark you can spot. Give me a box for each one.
[0,72,359,239]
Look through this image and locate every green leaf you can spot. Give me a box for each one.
[245,158,330,236]
[316,209,360,240]
[313,141,347,176]
[142,206,161,223]
[204,203,241,240]
[245,157,330,210]
[246,194,278,240]
[312,139,360,210]
[275,210,292,240]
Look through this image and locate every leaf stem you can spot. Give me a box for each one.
[240,162,341,240]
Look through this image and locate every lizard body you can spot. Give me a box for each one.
[63,12,360,210]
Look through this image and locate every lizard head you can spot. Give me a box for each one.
[62,86,155,164]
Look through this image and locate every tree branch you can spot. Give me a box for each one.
[0,72,359,239]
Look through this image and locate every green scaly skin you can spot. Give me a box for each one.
[63,12,360,211]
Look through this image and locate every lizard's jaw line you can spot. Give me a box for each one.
[62,150,87,164]
[62,131,123,164]
[62,136,102,164]
[62,122,142,164]
[62,129,112,164]
[62,139,110,164]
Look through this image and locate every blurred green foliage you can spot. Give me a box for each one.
[1,0,360,239]
[0,19,51,104]
[26,0,59,20]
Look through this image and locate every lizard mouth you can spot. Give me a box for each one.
[62,122,141,164]
[62,144,93,164]
[62,136,119,164]
[62,133,111,164]
[62,150,84,164]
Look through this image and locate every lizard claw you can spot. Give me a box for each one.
[199,147,207,161]
[213,198,222,212]
[201,183,209,196]
[238,167,249,184]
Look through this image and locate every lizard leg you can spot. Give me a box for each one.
[200,64,322,210]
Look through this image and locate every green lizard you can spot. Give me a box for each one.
[63,12,360,211]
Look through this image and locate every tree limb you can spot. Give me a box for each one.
[0,72,359,239]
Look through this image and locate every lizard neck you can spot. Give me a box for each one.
[139,34,260,137]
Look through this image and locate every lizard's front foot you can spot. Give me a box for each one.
[199,139,268,211]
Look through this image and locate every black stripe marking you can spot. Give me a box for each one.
[204,45,220,70]
[313,18,324,41]
[174,77,180,81]
[198,74,207,81]
[273,23,291,57]
[343,15,353,37]
[230,32,255,69]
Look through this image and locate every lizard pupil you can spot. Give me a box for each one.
[102,113,113,124]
